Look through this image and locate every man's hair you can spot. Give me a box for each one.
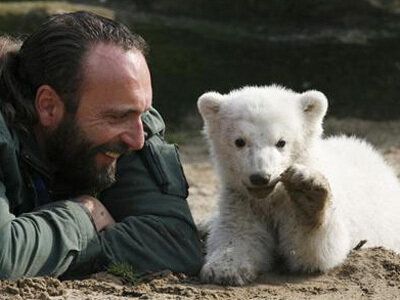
[0,11,148,131]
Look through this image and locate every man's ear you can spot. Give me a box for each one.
[35,85,65,129]
[197,91,224,121]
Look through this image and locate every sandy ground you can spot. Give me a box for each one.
[1,118,400,300]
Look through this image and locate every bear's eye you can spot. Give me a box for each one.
[276,139,286,148]
[235,138,246,148]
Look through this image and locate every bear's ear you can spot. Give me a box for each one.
[197,91,224,120]
[299,90,328,122]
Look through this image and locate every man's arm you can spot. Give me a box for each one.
[0,190,102,279]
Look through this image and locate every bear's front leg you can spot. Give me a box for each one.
[281,164,332,228]
[277,164,350,272]
[200,210,274,286]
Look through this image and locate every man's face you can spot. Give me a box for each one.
[46,44,152,193]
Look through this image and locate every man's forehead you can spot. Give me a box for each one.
[76,43,152,113]
[82,43,148,84]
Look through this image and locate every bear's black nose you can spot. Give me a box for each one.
[249,173,270,186]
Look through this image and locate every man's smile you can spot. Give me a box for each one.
[104,151,122,159]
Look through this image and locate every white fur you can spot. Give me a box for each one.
[198,85,400,286]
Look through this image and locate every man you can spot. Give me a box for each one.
[0,11,202,279]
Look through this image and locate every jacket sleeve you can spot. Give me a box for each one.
[95,110,203,275]
[0,189,101,279]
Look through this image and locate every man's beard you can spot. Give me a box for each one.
[45,115,129,195]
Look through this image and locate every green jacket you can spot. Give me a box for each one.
[0,107,203,279]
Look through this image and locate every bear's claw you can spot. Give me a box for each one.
[200,262,257,286]
[200,251,258,286]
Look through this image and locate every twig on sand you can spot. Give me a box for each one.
[353,240,368,251]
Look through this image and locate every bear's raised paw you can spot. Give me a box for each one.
[281,164,332,228]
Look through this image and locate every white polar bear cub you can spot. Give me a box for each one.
[197,85,400,286]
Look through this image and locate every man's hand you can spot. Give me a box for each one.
[76,196,116,232]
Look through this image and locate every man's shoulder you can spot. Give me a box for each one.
[0,111,18,147]
[142,107,165,137]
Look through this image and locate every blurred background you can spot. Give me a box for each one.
[1,0,400,132]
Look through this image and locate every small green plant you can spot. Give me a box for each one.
[107,262,141,285]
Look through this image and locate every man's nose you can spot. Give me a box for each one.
[120,118,145,150]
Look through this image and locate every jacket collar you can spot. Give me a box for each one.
[18,129,53,180]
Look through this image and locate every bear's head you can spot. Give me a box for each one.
[198,85,328,198]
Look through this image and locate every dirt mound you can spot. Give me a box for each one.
[0,277,64,300]
[1,247,399,299]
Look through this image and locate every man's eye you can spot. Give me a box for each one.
[110,112,130,120]
[235,138,246,148]
[276,139,286,148]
